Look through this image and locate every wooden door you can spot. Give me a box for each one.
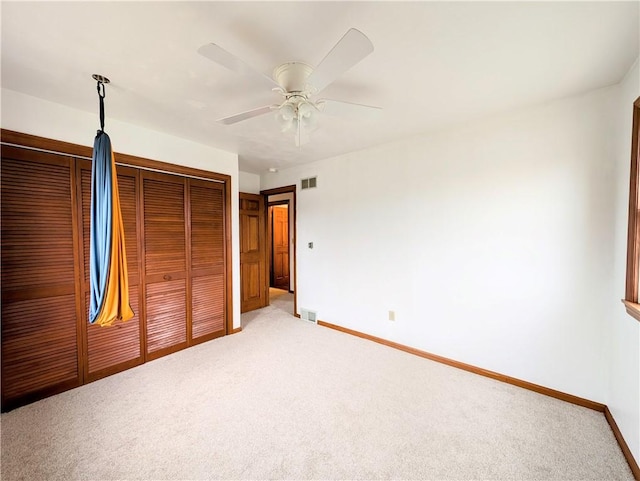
[77,160,143,381]
[240,193,267,313]
[142,172,188,359]
[1,146,82,409]
[189,179,226,342]
[271,205,290,290]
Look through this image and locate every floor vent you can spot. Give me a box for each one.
[301,176,317,190]
[300,308,317,323]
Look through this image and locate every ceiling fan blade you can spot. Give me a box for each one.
[198,43,280,90]
[217,105,274,125]
[307,28,374,94]
[318,99,382,118]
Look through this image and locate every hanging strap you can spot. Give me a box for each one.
[97,81,106,132]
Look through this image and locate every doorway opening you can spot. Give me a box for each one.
[262,185,297,317]
[268,201,290,290]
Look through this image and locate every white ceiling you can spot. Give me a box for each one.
[2,2,638,173]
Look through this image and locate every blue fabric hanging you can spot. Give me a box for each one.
[89,130,113,323]
[88,80,133,326]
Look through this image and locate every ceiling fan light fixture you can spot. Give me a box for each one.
[279,103,295,121]
[275,103,294,132]
[275,98,319,135]
[299,101,319,131]
[297,102,314,119]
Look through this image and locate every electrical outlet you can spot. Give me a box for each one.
[388,310,395,321]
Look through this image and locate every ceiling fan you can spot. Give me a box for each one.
[197,28,381,147]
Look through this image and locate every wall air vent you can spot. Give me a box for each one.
[301,176,317,190]
[300,308,317,323]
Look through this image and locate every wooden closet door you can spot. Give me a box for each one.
[142,172,188,359]
[189,179,226,343]
[77,161,143,380]
[240,193,267,313]
[1,146,82,409]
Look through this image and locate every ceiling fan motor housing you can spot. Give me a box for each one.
[273,62,314,94]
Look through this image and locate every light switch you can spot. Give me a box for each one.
[308,242,314,249]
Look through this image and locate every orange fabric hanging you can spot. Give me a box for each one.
[93,150,134,327]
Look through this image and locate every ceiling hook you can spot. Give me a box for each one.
[92,74,110,98]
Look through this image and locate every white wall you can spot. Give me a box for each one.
[239,171,261,194]
[608,58,640,463]
[1,88,242,329]
[262,86,617,404]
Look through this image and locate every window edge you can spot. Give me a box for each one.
[622,299,640,323]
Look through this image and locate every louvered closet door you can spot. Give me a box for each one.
[78,161,142,380]
[1,146,81,409]
[189,179,226,343]
[142,172,188,359]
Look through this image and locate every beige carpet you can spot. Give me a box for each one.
[0,297,634,480]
